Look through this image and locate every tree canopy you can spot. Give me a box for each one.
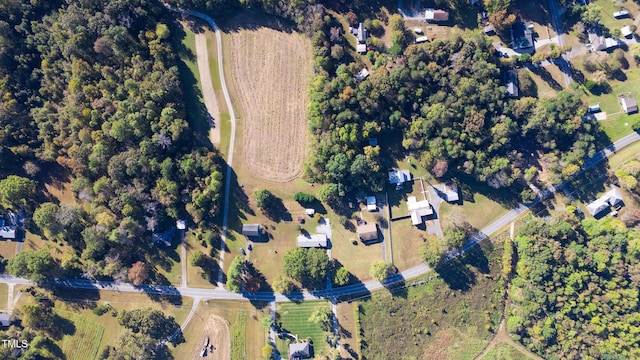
[283,247,330,289]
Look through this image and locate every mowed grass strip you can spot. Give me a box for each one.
[278,301,330,355]
[230,309,247,360]
[58,310,104,360]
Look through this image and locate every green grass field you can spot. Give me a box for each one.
[358,241,505,360]
[480,343,526,360]
[58,310,105,360]
[230,310,247,360]
[276,301,331,358]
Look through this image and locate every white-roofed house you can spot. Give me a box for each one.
[297,233,328,248]
[389,169,411,185]
[407,196,433,225]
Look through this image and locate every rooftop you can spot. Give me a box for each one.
[297,233,328,248]
[357,223,378,241]
[511,22,534,50]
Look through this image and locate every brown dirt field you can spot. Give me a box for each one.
[190,315,231,360]
[226,18,312,182]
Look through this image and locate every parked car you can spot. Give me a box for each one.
[247,244,253,251]
[240,248,246,255]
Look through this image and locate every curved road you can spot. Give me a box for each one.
[166,5,237,287]
[3,4,639,310]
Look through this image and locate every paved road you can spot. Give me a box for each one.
[166,5,237,287]
[547,0,572,87]
[0,131,637,304]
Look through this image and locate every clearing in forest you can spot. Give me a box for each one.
[226,16,312,182]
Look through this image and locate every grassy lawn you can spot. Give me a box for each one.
[480,343,526,360]
[607,139,640,170]
[174,300,268,360]
[591,0,640,36]
[276,301,332,358]
[390,219,435,270]
[336,302,360,360]
[0,240,18,259]
[14,289,192,358]
[358,241,505,360]
[185,229,218,288]
[439,188,511,231]
[523,67,559,98]
[22,231,73,262]
[0,284,7,310]
[58,309,104,360]
[573,56,640,142]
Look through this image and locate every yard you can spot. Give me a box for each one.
[185,229,219,288]
[336,302,359,360]
[173,300,268,360]
[589,0,640,39]
[276,301,332,359]
[0,284,7,310]
[15,289,192,359]
[358,241,505,360]
[223,11,312,183]
[573,56,640,142]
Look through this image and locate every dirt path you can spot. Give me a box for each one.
[190,315,231,360]
[194,32,221,146]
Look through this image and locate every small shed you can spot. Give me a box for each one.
[366,196,377,211]
[0,313,10,327]
[621,25,634,38]
[357,223,378,242]
[503,70,519,98]
[444,186,459,203]
[356,68,370,81]
[588,104,601,113]
[425,8,449,22]
[613,9,630,18]
[242,224,262,237]
[297,234,328,248]
[483,25,495,35]
[620,95,638,114]
[415,36,429,44]
[0,226,15,240]
[305,208,315,216]
[176,220,186,230]
[356,43,367,54]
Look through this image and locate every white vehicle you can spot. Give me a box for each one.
[413,27,423,34]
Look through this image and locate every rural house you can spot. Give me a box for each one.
[389,169,411,186]
[425,8,449,22]
[586,188,624,217]
[357,223,378,242]
[242,224,262,238]
[0,313,10,327]
[503,70,519,98]
[356,68,370,81]
[407,196,433,225]
[511,22,534,51]
[591,36,619,51]
[289,341,311,359]
[619,94,638,114]
[296,233,328,248]
[352,22,367,53]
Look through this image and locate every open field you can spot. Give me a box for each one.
[0,284,7,310]
[225,13,312,182]
[187,315,230,360]
[336,302,359,359]
[58,310,104,360]
[438,185,511,231]
[358,241,505,360]
[276,301,332,358]
[480,343,532,360]
[0,240,18,259]
[14,289,192,358]
[390,219,436,270]
[174,300,268,360]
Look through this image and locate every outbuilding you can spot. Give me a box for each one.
[620,94,638,114]
[357,223,378,242]
[0,313,10,327]
[297,233,328,248]
[242,224,262,237]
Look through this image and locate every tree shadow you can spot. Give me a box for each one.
[48,314,76,341]
[434,243,491,291]
[529,65,562,91]
[261,195,292,223]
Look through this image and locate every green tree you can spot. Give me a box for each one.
[317,183,340,202]
[443,226,468,249]
[293,192,316,203]
[118,307,180,340]
[308,306,333,332]
[272,274,295,293]
[20,303,55,331]
[419,240,446,268]
[0,175,35,205]
[261,343,275,360]
[283,248,330,289]
[333,267,350,286]
[7,249,56,284]
[189,250,206,267]
[370,262,395,282]
[255,189,274,209]
[33,202,61,237]
[581,4,602,24]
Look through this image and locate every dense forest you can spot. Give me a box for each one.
[509,215,640,359]
[0,0,222,281]
[303,13,597,194]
